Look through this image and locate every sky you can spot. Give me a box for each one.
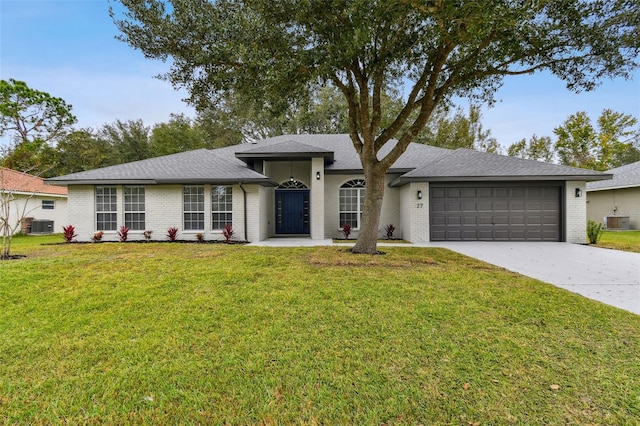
[1,0,639,150]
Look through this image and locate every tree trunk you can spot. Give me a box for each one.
[352,165,386,254]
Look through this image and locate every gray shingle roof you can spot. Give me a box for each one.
[586,161,640,191]
[46,134,612,186]
[46,149,276,185]
[236,140,335,162]
[392,149,611,185]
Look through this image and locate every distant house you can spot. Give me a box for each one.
[1,167,68,234]
[586,160,640,230]
[46,134,610,244]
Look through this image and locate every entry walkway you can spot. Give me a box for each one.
[249,238,640,315]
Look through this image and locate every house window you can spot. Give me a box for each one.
[211,186,232,230]
[339,179,365,229]
[124,186,145,230]
[42,200,55,210]
[183,186,204,230]
[96,186,117,231]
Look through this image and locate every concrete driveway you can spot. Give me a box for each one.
[430,242,640,315]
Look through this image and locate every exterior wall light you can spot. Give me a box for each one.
[575,188,582,197]
[417,190,423,200]
[316,171,321,180]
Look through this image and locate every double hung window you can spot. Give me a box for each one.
[339,179,365,229]
[183,186,205,230]
[96,186,117,231]
[211,186,232,230]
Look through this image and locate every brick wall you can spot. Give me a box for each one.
[400,182,429,243]
[565,181,587,244]
[68,185,95,241]
[68,184,249,242]
[323,174,402,239]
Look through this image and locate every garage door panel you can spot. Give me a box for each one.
[447,202,462,212]
[495,188,509,197]
[477,202,493,211]
[462,188,477,197]
[477,188,493,197]
[512,188,526,197]
[430,184,561,241]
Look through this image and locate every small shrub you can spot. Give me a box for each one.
[587,220,604,244]
[384,224,396,239]
[222,224,234,243]
[143,230,153,242]
[92,231,104,243]
[62,225,78,243]
[342,223,352,240]
[117,225,130,242]
[167,227,178,242]
[195,232,204,242]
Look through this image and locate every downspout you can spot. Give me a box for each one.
[239,182,248,242]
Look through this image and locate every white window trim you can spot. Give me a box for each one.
[183,185,205,231]
[211,185,233,231]
[124,186,146,231]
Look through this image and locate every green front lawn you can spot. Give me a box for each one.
[597,230,640,253]
[1,237,638,424]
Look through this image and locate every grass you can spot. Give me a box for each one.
[597,230,640,253]
[1,236,639,424]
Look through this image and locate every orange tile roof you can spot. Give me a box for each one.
[0,167,68,196]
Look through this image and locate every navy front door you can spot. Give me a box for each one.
[276,190,310,234]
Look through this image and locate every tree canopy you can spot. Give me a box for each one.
[553,109,639,170]
[0,79,77,174]
[113,0,639,253]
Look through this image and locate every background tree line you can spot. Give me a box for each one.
[1,79,639,179]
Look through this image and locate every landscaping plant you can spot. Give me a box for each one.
[92,231,104,243]
[195,232,204,242]
[167,226,178,242]
[143,230,153,242]
[117,225,130,242]
[342,223,352,240]
[222,224,233,243]
[384,224,395,239]
[587,220,604,244]
[62,225,77,243]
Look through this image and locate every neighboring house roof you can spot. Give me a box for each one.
[46,134,612,186]
[586,161,640,191]
[1,167,68,196]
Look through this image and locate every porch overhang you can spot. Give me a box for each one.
[235,140,335,164]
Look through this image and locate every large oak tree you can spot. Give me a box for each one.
[113,0,638,253]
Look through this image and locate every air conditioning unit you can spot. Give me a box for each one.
[605,216,630,230]
[31,220,54,234]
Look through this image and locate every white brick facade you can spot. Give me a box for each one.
[565,180,587,244]
[66,170,591,245]
[399,182,430,242]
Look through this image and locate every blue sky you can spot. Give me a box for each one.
[1,0,639,149]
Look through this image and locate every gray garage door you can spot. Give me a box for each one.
[430,184,562,241]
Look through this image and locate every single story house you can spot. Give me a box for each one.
[46,134,611,244]
[1,167,68,234]
[586,160,640,230]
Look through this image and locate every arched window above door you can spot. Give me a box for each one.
[278,180,308,189]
